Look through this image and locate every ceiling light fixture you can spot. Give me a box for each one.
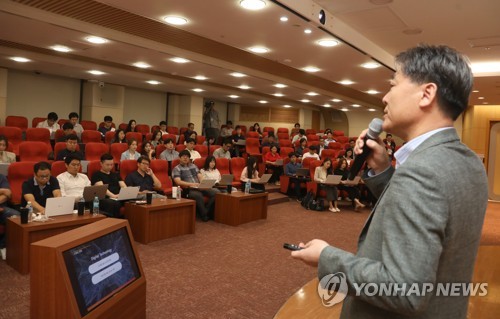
[280,16,288,22]
[471,62,500,75]
[302,66,320,73]
[229,95,239,98]
[338,79,354,85]
[273,93,284,97]
[133,62,151,69]
[230,72,246,77]
[239,0,266,10]
[88,70,105,75]
[170,57,190,63]
[248,46,269,53]
[361,62,381,69]
[239,85,251,90]
[478,97,485,100]
[323,104,331,108]
[258,100,268,104]
[283,104,292,108]
[300,99,310,103]
[10,57,31,63]
[340,108,349,112]
[317,39,340,47]
[366,90,380,94]
[192,88,204,92]
[85,36,108,44]
[368,108,377,112]
[163,16,188,25]
[274,83,287,88]
[304,29,312,34]
[306,92,318,96]
[331,98,342,102]
[194,75,208,80]
[146,80,160,85]
[51,45,72,53]
[472,90,479,93]
[351,104,361,107]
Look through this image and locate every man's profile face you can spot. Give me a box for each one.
[290,155,297,163]
[66,160,80,175]
[186,142,195,150]
[223,143,231,151]
[137,160,149,173]
[35,169,51,186]
[101,159,114,173]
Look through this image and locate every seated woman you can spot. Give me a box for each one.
[344,148,355,166]
[314,157,339,213]
[125,119,137,133]
[334,158,365,211]
[250,122,263,138]
[295,138,307,158]
[141,141,155,161]
[151,130,163,148]
[111,129,127,144]
[263,145,283,186]
[120,138,141,161]
[200,156,221,184]
[0,135,16,163]
[240,156,265,191]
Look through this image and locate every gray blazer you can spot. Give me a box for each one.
[318,129,488,319]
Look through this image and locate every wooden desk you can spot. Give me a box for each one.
[274,278,343,319]
[124,198,195,244]
[6,214,106,275]
[214,192,268,226]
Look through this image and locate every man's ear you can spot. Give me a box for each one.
[419,83,438,109]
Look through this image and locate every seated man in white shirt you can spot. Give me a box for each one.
[56,154,90,201]
[185,138,201,161]
[36,112,60,140]
[302,145,320,160]
[213,138,232,159]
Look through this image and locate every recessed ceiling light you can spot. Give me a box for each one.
[229,95,239,98]
[146,80,160,85]
[50,45,72,53]
[302,66,320,73]
[338,80,355,85]
[361,62,381,69]
[193,75,208,80]
[483,102,489,104]
[170,57,190,63]
[88,70,105,75]
[230,72,246,77]
[323,104,331,108]
[472,90,479,93]
[248,46,269,53]
[274,83,287,88]
[340,108,349,112]
[85,36,108,44]
[10,57,31,63]
[258,100,268,104]
[280,16,288,22]
[478,97,485,100]
[300,99,310,103]
[351,104,361,107]
[368,108,377,112]
[240,0,266,10]
[239,85,251,90]
[331,98,342,102]
[471,62,500,74]
[317,39,340,47]
[307,92,318,96]
[163,16,188,25]
[366,90,380,94]
[192,88,204,92]
[304,29,312,34]
[133,62,151,69]
[283,104,292,108]
[273,93,284,97]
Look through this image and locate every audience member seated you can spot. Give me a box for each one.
[293,123,300,130]
[124,156,161,194]
[295,138,307,157]
[0,135,16,163]
[203,136,216,147]
[185,138,201,161]
[213,138,232,159]
[91,153,126,218]
[68,112,84,138]
[111,129,127,144]
[185,130,197,144]
[349,139,356,149]
[56,122,78,142]
[302,145,320,161]
[263,145,283,185]
[334,158,365,211]
[284,152,304,200]
[125,119,137,133]
[56,134,84,161]
[220,120,233,138]
[314,157,339,213]
[120,138,141,161]
[200,156,221,184]
[151,130,163,148]
[250,123,263,138]
[183,122,196,142]
[36,112,60,140]
[0,173,20,260]
[172,150,219,222]
[159,121,168,135]
[384,133,396,160]
[57,154,90,201]
[324,131,336,147]
[21,161,61,214]
[141,141,155,161]
[231,125,245,157]
[291,129,306,144]
[343,148,355,166]
[240,156,265,191]
[98,115,116,138]
[159,138,179,161]
[261,133,280,153]
[318,137,326,156]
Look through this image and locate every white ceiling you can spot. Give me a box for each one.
[0,0,498,113]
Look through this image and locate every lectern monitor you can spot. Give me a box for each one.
[62,227,141,316]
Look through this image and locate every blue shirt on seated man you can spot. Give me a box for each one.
[284,152,305,200]
[0,173,20,259]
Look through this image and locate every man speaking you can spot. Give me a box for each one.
[291,44,488,318]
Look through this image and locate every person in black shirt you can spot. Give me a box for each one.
[334,158,365,211]
[21,161,61,214]
[124,156,161,194]
[231,125,245,157]
[56,134,84,161]
[91,153,126,218]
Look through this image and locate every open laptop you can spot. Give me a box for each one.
[192,179,217,189]
[112,186,140,201]
[234,139,246,146]
[0,163,10,176]
[295,168,310,178]
[343,176,361,186]
[274,159,283,166]
[323,175,342,185]
[254,174,272,184]
[82,185,108,202]
[45,197,76,217]
[218,174,234,186]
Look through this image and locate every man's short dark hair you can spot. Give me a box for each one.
[68,112,79,119]
[309,145,317,151]
[47,112,58,121]
[223,138,232,145]
[185,138,195,144]
[395,44,473,120]
[386,133,393,138]
[137,155,150,164]
[0,135,8,145]
[62,122,74,130]
[159,121,167,126]
[288,152,297,158]
[104,115,113,122]
[164,138,173,144]
[100,153,113,162]
[66,134,78,141]
[179,150,191,158]
[235,125,241,130]
[299,129,305,135]
[226,120,233,125]
[187,122,194,127]
[34,161,51,173]
[64,153,81,164]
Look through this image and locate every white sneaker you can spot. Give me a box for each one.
[0,248,6,261]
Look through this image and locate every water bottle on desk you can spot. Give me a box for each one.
[245,180,251,194]
[26,201,33,222]
[92,196,100,216]
[176,186,181,200]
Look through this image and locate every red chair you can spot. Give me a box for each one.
[307,160,325,196]
[145,133,153,141]
[99,122,116,129]
[150,159,173,195]
[262,146,270,158]
[239,125,247,134]
[110,143,128,164]
[216,158,230,175]
[277,133,289,140]
[7,161,36,205]
[155,144,167,157]
[54,142,80,159]
[320,149,337,160]
[85,143,110,161]
[5,116,28,131]
[179,127,188,136]
[19,141,51,161]
[263,127,274,134]
[196,135,206,145]
[245,138,261,157]
[175,144,186,152]
[328,142,343,150]
[118,123,128,131]
[194,145,208,158]
[26,128,51,145]
[126,132,142,143]
[57,119,68,127]
[167,126,179,135]
[277,128,289,135]
[0,126,23,156]
[333,130,344,137]
[86,160,103,180]
[162,134,177,143]
[105,131,115,144]
[230,157,246,187]
[135,124,150,136]
[193,158,205,170]
[305,129,317,135]
[307,135,319,142]
[80,120,97,131]
[336,136,349,144]
[151,125,160,133]
[246,131,259,138]
[54,129,67,141]
[51,160,81,177]
[178,134,185,145]
[81,130,103,143]
[301,157,316,169]
[280,147,295,158]
[119,160,138,181]
[170,159,180,174]
[209,145,221,155]
[279,139,293,148]
[32,117,46,128]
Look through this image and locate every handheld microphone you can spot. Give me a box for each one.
[348,118,384,180]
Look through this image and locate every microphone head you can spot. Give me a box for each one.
[367,118,384,138]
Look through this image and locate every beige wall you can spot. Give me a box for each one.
[462,104,500,155]
[0,68,7,124]
[124,87,167,126]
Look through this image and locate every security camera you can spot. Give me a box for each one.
[98,81,105,88]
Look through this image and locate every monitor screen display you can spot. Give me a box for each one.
[63,227,141,316]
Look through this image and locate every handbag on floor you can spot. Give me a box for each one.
[301,191,315,209]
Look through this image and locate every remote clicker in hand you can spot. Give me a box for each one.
[283,243,303,251]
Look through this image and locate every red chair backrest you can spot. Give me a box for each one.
[179,127,188,136]
[280,147,295,158]
[320,149,337,160]
[333,130,344,137]
[26,128,51,145]
[150,125,160,133]
[193,158,205,170]
[86,160,104,180]
[0,126,23,155]
[145,133,153,141]
[305,129,316,135]
[209,145,221,155]
[80,120,97,131]
[336,136,349,144]
[99,122,116,129]
[32,117,46,128]
[245,138,261,155]
[7,161,36,205]
[262,146,270,157]
[301,157,316,169]
[5,116,28,131]
[175,144,186,153]
[105,131,115,144]
[216,158,230,175]
[119,160,138,181]
[279,139,293,148]
[177,134,185,145]
[277,133,289,140]
[155,144,167,157]
[125,132,142,143]
[277,128,289,134]
[19,141,51,161]
[57,119,69,127]
[246,131,259,138]
[110,143,128,164]
[194,145,208,158]
[307,135,319,142]
[81,130,103,143]
[328,142,342,150]
[85,143,110,161]
[230,157,246,183]
[150,159,172,195]
[170,159,180,174]
[162,134,177,143]
[167,126,179,135]
[263,126,274,133]
[118,123,128,131]
[196,135,206,145]
[135,124,149,136]
[54,142,80,159]
[309,160,323,181]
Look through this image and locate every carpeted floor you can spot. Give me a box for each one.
[0,201,498,318]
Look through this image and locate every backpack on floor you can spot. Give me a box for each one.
[309,198,325,211]
[301,191,315,209]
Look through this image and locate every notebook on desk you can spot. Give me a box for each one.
[45,197,76,217]
[111,186,140,201]
[192,179,217,189]
[82,185,108,202]
[322,175,342,185]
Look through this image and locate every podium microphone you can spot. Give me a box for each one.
[349,118,384,180]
